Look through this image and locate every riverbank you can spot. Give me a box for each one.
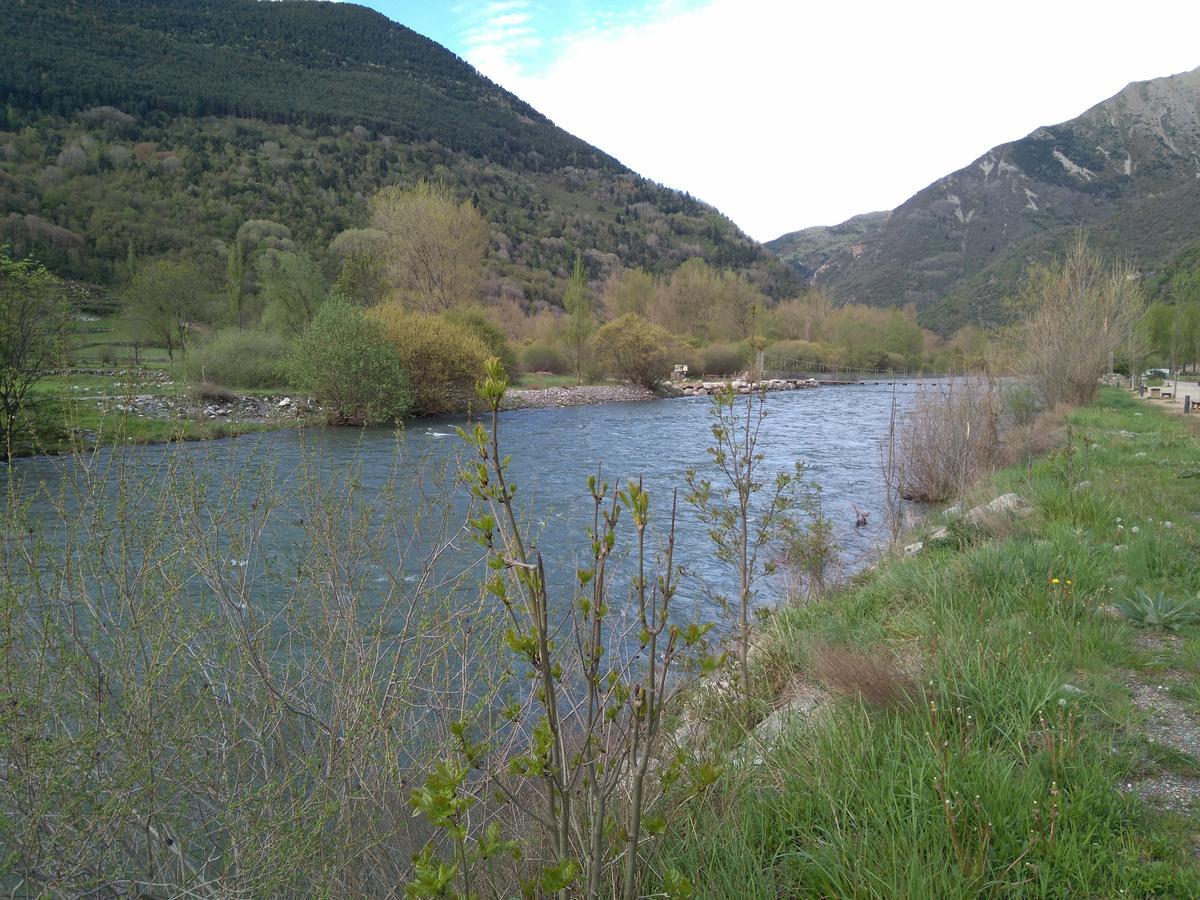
[651,388,1200,896]
[16,372,664,457]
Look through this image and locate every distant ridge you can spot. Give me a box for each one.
[768,65,1200,331]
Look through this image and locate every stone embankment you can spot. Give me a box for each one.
[677,378,819,397]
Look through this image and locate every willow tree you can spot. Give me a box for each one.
[369,181,488,313]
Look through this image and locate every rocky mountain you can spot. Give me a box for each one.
[0,0,797,303]
[769,66,1200,332]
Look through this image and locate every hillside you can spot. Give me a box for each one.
[0,0,797,304]
[770,66,1200,331]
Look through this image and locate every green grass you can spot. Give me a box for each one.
[68,315,174,366]
[14,370,312,457]
[650,389,1200,897]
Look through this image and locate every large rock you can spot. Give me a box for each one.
[963,492,1033,525]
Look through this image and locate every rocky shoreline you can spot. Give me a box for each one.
[100,393,315,425]
[674,377,820,397]
[501,383,659,409]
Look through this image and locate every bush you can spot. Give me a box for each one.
[289,302,412,425]
[891,380,1000,502]
[444,305,518,376]
[519,341,570,375]
[186,328,291,389]
[368,304,490,415]
[697,341,749,377]
[592,313,680,389]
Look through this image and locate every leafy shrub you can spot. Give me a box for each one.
[444,305,518,376]
[519,341,570,375]
[289,301,412,425]
[592,313,680,389]
[186,328,291,389]
[697,341,749,377]
[368,304,490,415]
[1116,587,1200,632]
[1001,381,1040,428]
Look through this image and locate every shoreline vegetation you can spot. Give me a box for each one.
[648,387,1200,895]
[7,377,1200,894]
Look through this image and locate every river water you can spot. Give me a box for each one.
[4,382,936,636]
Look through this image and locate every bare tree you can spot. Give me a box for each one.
[1012,234,1144,406]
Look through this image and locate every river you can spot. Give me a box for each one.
[3,382,935,638]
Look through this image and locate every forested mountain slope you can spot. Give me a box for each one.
[0,0,796,304]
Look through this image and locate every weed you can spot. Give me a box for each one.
[1116,587,1200,632]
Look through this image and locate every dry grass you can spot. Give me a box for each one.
[1001,403,1073,466]
[809,644,918,711]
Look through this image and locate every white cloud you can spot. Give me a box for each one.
[463,0,1200,242]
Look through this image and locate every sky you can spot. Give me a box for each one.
[358,0,1200,242]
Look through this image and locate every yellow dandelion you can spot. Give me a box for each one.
[1051,578,1060,585]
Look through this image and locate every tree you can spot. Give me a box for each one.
[256,250,326,337]
[369,181,487,313]
[1014,234,1143,406]
[227,219,293,327]
[328,228,389,307]
[654,258,767,342]
[288,301,412,425]
[123,259,213,361]
[602,267,657,319]
[561,254,594,383]
[0,251,70,452]
[592,313,679,389]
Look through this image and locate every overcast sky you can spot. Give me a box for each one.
[360,0,1200,242]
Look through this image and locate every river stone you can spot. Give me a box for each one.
[752,685,827,745]
[963,493,1033,525]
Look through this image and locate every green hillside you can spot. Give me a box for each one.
[0,0,796,303]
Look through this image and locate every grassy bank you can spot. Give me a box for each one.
[13,371,310,457]
[652,388,1200,896]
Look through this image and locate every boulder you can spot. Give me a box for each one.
[963,492,1033,525]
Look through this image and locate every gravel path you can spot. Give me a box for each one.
[1118,646,1200,813]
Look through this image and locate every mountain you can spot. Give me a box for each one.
[0,0,797,303]
[769,66,1200,332]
